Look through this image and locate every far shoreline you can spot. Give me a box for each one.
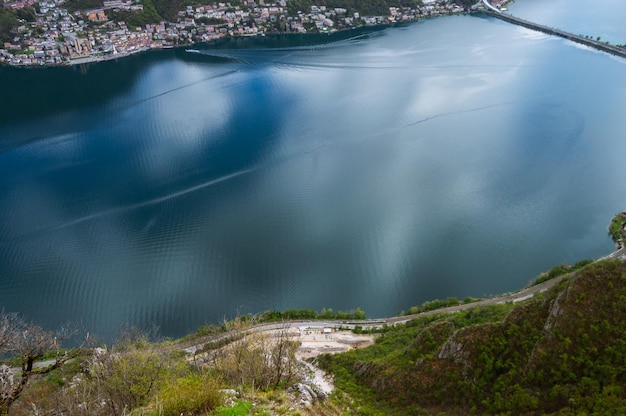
[0,14,468,69]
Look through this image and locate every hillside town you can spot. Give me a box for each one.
[0,0,478,66]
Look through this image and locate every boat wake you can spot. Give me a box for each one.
[184,32,372,64]
[0,168,258,246]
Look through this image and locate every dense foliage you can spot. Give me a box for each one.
[259,307,366,321]
[455,0,478,8]
[287,0,423,16]
[0,8,17,43]
[530,259,593,286]
[401,296,475,316]
[150,0,191,22]
[609,211,626,248]
[64,0,104,13]
[320,260,626,414]
[108,0,162,28]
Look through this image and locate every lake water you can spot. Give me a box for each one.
[1,5,626,340]
[509,0,626,45]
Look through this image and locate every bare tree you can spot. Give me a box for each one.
[0,312,84,415]
[210,321,302,390]
[34,372,105,416]
[16,337,169,416]
[269,324,300,388]
[88,347,166,416]
[0,313,19,354]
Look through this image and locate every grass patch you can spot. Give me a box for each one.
[210,400,272,415]
[609,212,626,247]
[530,259,593,286]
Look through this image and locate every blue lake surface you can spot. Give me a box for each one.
[1,7,625,340]
[509,0,626,45]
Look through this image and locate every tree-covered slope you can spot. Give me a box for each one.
[0,8,18,43]
[319,259,626,415]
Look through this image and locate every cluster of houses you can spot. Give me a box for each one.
[2,0,35,10]
[1,0,474,66]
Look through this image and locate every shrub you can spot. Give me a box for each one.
[159,374,222,416]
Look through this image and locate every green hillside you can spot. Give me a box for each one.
[319,259,626,415]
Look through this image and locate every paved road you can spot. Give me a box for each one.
[169,279,553,354]
[6,358,62,375]
[481,0,501,13]
[168,245,626,354]
[600,246,626,261]
[481,0,626,59]
[169,269,585,352]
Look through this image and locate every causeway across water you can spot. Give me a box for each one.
[481,0,626,59]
